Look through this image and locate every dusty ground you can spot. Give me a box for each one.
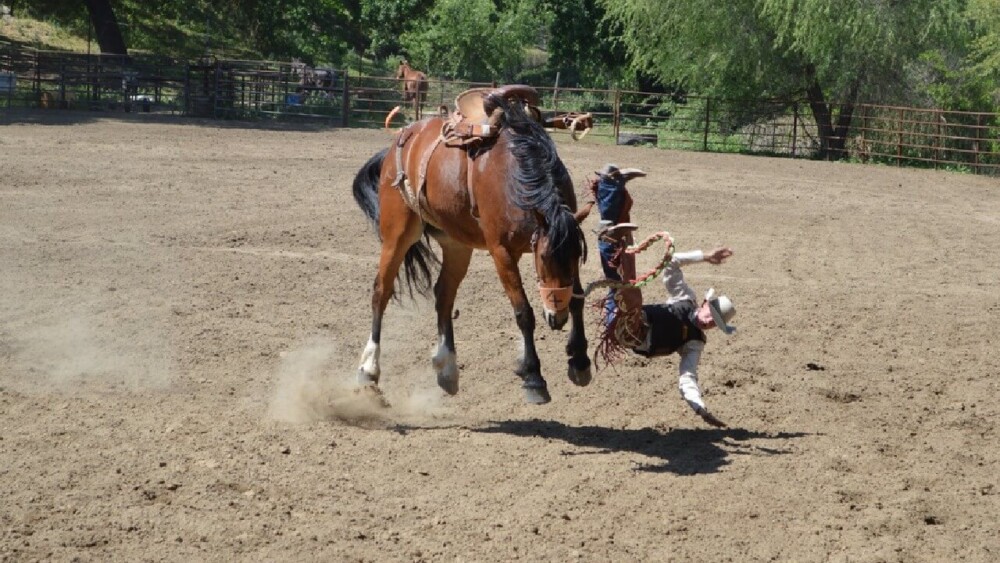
[1,112,998,562]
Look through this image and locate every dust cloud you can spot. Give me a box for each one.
[0,271,175,394]
[268,337,450,426]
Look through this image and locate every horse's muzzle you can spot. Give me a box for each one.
[538,285,572,329]
[543,308,569,330]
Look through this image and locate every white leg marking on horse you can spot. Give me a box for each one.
[357,335,380,384]
[432,336,459,394]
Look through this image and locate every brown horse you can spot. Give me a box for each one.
[396,60,429,119]
[351,93,592,404]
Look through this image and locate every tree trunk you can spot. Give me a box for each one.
[84,0,127,55]
[804,66,859,160]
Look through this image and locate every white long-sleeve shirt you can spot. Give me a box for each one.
[663,250,705,305]
[660,249,710,414]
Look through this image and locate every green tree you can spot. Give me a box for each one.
[400,0,547,82]
[603,0,966,159]
[359,0,434,60]
[966,0,1000,106]
[540,0,627,87]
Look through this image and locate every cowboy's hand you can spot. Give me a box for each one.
[705,246,733,265]
[697,408,728,428]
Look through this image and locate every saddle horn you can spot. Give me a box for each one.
[482,85,541,115]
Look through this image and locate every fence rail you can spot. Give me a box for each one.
[2,44,997,174]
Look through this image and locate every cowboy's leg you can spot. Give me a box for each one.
[599,239,621,324]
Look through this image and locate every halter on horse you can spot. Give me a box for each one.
[352,86,591,404]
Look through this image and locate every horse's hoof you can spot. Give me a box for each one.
[437,372,459,396]
[567,359,592,387]
[353,384,391,409]
[357,368,379,386]
[522,384,551,405]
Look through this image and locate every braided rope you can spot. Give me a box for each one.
[584,230,674,367]
[580,231,675,298]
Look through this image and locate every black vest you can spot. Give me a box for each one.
[632,300,706,358]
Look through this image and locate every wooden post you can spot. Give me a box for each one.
[791,102,799,157]
[703,98,711,151]
[340,71,349,127]
[935,108,942,170]
[34,50,40,107]
[896,108,903,166]
[860,106,869,161]
[974,113,982,173]
[552,71,560,110]
[613,88,621,144]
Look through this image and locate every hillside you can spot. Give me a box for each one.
[0,13,88,52]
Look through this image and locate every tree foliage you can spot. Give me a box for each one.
[966,0,1000,105]
[601,0,975,157]
[399,0,546,82]
[4,0,997,117]
[538,0,626,87]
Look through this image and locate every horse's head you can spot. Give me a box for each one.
[531,212,586,330]
[396,60,409,79]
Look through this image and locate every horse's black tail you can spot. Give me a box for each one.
[351,148,439,299]
[352,148,386,225]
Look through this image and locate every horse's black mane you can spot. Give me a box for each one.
[493,94,585,269]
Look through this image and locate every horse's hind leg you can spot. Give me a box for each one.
[358,205,423,387]
[488,247,551,405]
[431,240,473,395]
[566,278,592,386]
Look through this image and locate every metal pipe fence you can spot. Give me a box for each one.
[2,44,997,175]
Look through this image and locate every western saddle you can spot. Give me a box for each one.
[441,84,541,145]
[389,85,559,219]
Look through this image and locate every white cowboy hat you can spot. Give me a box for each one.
[704,288,737,335]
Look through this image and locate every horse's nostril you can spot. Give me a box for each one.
[546,310,569,330]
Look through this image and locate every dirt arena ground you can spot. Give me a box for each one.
[1,112,998,562]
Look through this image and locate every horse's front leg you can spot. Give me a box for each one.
[431,241,473,395]
[566,277,592,386]
[489,247,550,404]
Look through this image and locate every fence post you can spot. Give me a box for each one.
[703,98,711,151]
[974,113,982,173]
[791,102,799,157]
[613,88,621,144]
[896,108,903,166]
[935,109,943,169]
[34,50,40,107]
[340,71,350,127]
